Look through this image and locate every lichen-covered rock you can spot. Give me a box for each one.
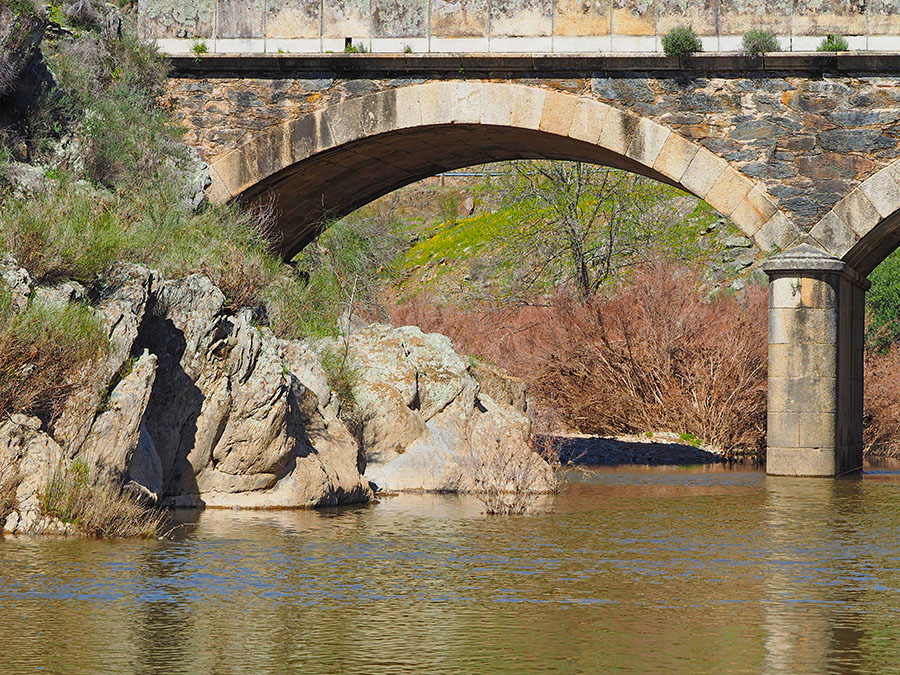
[322,324,554,494]
[0,253,32,311]
[82,350,159,497]
[0,415,74,535]
[138,274,372,508]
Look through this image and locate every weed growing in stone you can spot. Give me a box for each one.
[662,26,703,57]
[817,34,849,52]
[742,29,780,56]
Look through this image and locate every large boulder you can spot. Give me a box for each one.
[138,275,371,508]
[320,324,555,494]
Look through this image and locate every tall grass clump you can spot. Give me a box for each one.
[0,287,108,421]
[269,215,406,339]
[0,454,21,529]
[40,458,165,538]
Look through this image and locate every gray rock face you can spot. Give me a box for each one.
[1,258,549,531]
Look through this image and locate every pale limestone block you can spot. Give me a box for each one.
[800,276,837,310]
[625,118,670,167]
[321,100,362,147]
[768,306,792,345]
[568,99,607,145]
[730,185,779,238]
[509,86,547,130]
[705,168,753,218]
[754,211,800,253]
[652,132,699,183]
[395,85,424,128]
[885,158,900,186]
[598,107,639,156]
[480,83,514,127]
[798,413,837,448]
[808,210,859,259]
[206,167,232,204]
[766,447,836,477]
[679,147,728,199]
[770,275,803,309]
[539,90,578,136]
[447,81,483,124]
[768,343,838,379]
[768,375,837,414]
[859,167,900,219]
[834,187,882,238]
[419,82,450,127]
[313,108,335,153]
[767,411,800,447]
[210,149,249,197]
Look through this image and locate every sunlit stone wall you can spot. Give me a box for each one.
[139,0,900,54]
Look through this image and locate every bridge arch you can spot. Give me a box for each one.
[810,160,900,277]
[205,81,792,259]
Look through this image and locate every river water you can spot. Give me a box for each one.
[4,464,900,673]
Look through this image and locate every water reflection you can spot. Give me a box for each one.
[3,466,900,672]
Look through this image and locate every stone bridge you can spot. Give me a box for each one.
[164,52,900,477]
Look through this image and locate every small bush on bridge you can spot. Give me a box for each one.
[817,34,849,52]
[661,26,703,57]
[742,30,780,57]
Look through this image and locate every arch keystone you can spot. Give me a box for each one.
[509,85,547,130]
[479,83,514,127]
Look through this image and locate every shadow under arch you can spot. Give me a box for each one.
[204,82,791,260]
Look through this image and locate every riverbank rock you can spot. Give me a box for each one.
[1,257,549,528]
[318,324,554,494]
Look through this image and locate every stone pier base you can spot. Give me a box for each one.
[763,245,868,477]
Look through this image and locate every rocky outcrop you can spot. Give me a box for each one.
[1,258,550,532]
[319,324,555,494]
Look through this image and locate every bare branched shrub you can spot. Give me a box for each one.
[465,440,557,515]
[40,458,165,538]
[864,346,900,456]
[392,264,768,457]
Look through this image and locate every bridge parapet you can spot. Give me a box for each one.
[139,0,900,55]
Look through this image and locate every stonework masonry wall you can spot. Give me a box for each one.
[141,0,900,54]
[164,66,900,234]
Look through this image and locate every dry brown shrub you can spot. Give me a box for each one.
[864,346,900,456]
[392,264,768,456]
[0,299,107,421]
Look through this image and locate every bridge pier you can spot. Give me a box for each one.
[763,245,869,477]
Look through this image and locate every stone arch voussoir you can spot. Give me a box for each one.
[206,81,793,256]
[810,159,900,276]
